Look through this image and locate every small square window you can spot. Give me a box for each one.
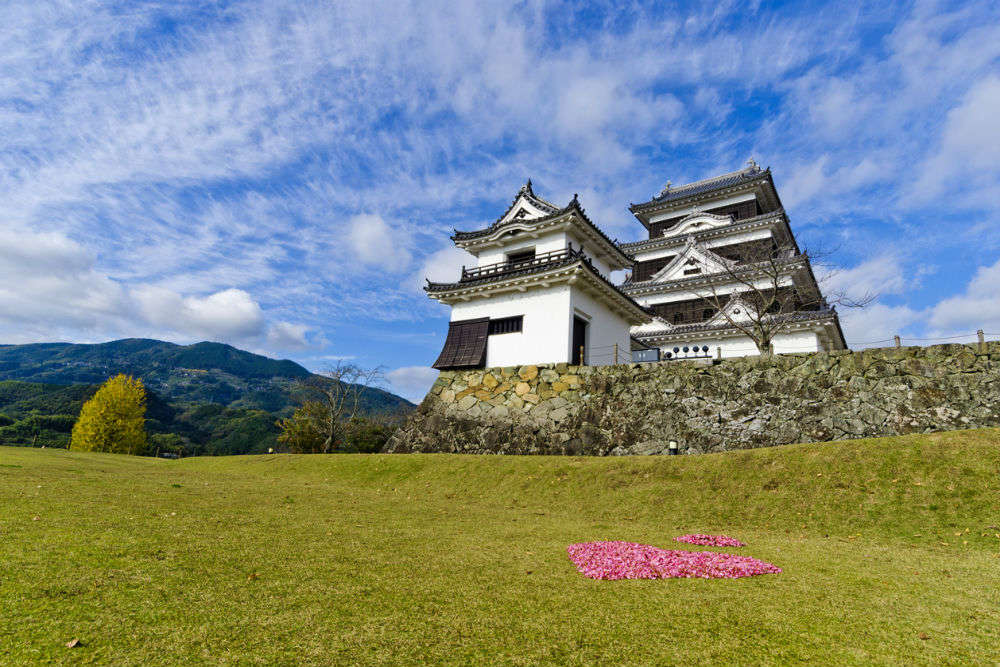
[506,249,535,265]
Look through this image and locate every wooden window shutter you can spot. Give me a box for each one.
[432,318,490,370]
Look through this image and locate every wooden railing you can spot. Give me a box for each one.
[460,246,590,282]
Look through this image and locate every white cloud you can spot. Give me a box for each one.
[133,287,266,340]
[412,245,476,292]
[929,258,1000,334]
[265,321,312,350]
[914,75,1000,202]
[0,226,308,349]
[387,365,438,403]
[839,302,922,348]
[781,155,888,209]
[823,255,908,303]
[348,213,413,271]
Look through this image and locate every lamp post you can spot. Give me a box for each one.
[668,440,679,455]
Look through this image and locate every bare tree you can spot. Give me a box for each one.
[690,240,874,355]
[277,362,386,453]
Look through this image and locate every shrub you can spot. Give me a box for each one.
[70,374,148,455]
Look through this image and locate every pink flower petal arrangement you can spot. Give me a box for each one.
[566,540,781,580]
[674,534,746,547]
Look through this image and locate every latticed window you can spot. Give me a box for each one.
[632,255,674,281]
[488,316,523,335]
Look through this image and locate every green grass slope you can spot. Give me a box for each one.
[2,429,998,666]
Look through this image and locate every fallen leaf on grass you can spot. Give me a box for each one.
[247,572,259,581]
[32,516,39,521]
[919,633,929,640]
[66,639,80,648]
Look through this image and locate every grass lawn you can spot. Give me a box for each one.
[2,430,999,666]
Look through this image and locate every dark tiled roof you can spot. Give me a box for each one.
[633,309,840,339]
[630,165,768,212]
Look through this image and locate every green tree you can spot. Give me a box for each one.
[70,374,148,455]
[276,363,391,453]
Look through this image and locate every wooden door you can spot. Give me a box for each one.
[572,316,587,365]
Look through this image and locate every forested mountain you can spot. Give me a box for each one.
[0,339,413,455]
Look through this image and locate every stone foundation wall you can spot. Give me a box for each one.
[385,341,1000,455]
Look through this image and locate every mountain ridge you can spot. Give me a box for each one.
[0,339,413,455]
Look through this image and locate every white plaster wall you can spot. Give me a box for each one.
[642,329,823,360]
[476,230,568,266]
[647,192,756,224]
[568,288,634,366]
[450,286,572,367]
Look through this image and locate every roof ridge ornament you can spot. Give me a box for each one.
[747,157,759,171]
[520,178,533,195]
[657,180,672,197]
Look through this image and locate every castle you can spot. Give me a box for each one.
[426,162,845,370]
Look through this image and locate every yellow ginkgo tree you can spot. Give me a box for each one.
[70,374,148,455]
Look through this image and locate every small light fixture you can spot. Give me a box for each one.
[668,440,679,455]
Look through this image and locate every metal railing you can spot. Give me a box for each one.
[460,246,589,283]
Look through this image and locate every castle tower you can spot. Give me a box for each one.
[426,181,650,370]
[622,161,846,358]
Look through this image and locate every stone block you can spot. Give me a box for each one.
[540,369,560,383]
[482,374,499,389]
[475,390,492,401]
[522,392,540,404]
[551,381,569,393]
[515,382,531,396]
[489,405,509,419]
[519,365,539,381]
[439,389,455,403]
[457,395,478,410]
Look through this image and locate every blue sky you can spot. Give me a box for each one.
[2,0,999,401]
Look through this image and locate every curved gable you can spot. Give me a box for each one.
[661,211,733,239]
[648,239,736,282]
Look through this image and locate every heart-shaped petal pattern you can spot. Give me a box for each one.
[567,540,781,580]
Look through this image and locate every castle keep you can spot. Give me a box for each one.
[427,162,845,371]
